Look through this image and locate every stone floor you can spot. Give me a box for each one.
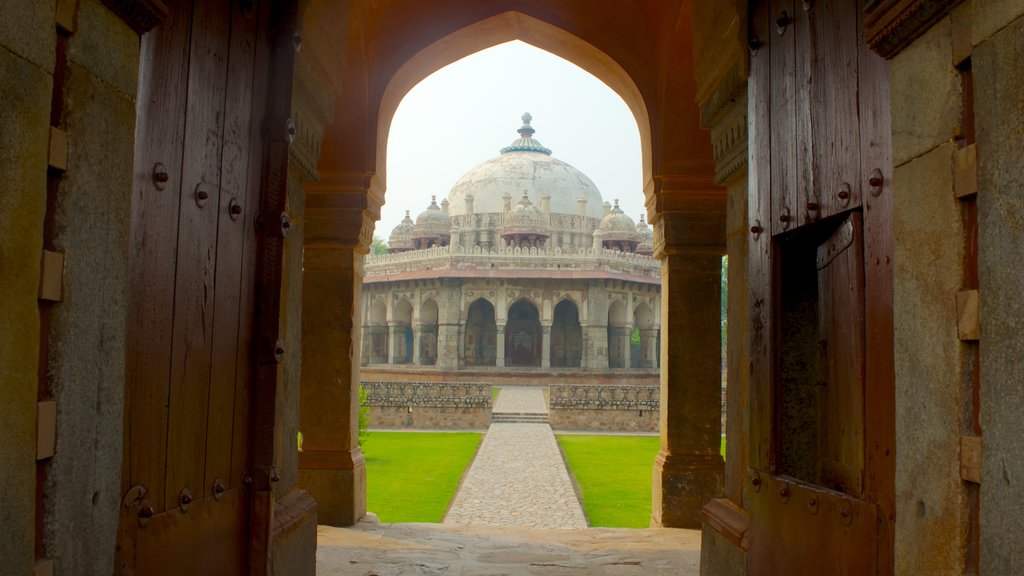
[317,515,702,575]
[490,386,548,413]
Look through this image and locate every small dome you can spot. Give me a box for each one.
[597,200,640,252]
[501,192,550,248]
[388,210,416,252]
[504,192,548,232]
[411,196,451,248]
[597,200,638,238]
[635,213,654,256]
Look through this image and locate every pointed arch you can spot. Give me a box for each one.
[464,298,497,366]
[506,298,541,367]
[551,299,582,368]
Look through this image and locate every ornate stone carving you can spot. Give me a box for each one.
[864,0,965,59]
[101,0,168,34]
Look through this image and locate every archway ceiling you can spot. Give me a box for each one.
[304,0,725,246]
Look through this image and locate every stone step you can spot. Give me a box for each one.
[490,412,550,423]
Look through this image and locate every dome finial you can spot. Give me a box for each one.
[501,112,551,155]
[517,112,535,137]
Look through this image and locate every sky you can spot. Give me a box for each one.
[376,40,645,239]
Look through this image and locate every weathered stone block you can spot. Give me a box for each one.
[974,12,1024,574]
[890,17,961,167]
[0,0,55,72]
[973,0,1024,46]
[0,46,52,576]
[892,141,969,574]
[45,60,136,576]
[68,0,139,97]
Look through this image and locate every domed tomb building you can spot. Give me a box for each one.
[361,114,660,387]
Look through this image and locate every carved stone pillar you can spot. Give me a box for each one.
[298,172,376,526]
[387,322,401,364]
[435,281,461,368]
[650,184,726,529]
[541,324,552,368]
[412,324,422,365]
[623,322,633,369]
[496,323,506,367]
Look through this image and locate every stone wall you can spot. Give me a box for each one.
[549,384,660,432]
[363,381,493,430]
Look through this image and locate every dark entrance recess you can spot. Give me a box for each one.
[506,300,541,366]
[551,300,582,367]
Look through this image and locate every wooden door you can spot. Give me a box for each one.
[116,1,279,573]
[748,0,894,573]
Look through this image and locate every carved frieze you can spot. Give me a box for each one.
[864,0,965,59]
[101,0,168,34]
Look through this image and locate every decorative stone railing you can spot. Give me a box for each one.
[362,381,493,408]
[364,245,661,279]
[549,384,660,411]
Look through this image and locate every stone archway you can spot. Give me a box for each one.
[551,299,582,368]
[465,298,497,367]
[297,0,731,530]
[419,298,439,365]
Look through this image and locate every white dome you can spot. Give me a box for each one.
[446,114,605,220]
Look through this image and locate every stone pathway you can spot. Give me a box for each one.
[317,515,702,575]
[491,386,548,413]
[444,387,587,529]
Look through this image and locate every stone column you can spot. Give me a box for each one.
[623,322,633,369]
[299,173,374,526]
[541,324,552,368]
[650,192,726,529]
[496,323,506,367]
[387,322,400,364]
[436,281,461,368]
[412,325,422,365]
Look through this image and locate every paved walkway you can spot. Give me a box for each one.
[444,387,587,529]
[317,515,702,575]
[491,386,548,413]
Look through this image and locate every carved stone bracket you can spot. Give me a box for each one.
[709,91,748,187]
[289,52,338,184]
[101,0,168,34]
[864,0,965,59]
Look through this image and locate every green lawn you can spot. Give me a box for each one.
[556,434,661,528]
[556,435,729,528]
[362,431,482,523]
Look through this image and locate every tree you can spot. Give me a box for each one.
[371,235,388,255]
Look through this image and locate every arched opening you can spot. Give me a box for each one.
[393,299,414,364]
[632,302,658,369]
[368,299,389,365]
[464,298,497,366]
[419,298,439,365]
[607,299,627,369]
[300,0,725,532]
[506,299,541,367]
[551,299,582,368]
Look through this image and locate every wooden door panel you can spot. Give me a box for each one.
[165,0,232,512]
[810,0,862,219]
[748,0,773,470]
[816,214,865,495]
[205,0,258,499]
[748,474,878,576]
[124,0,194,513]
[769,0,798,236]
[120,1,265,573]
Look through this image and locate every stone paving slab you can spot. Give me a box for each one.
[491,386,548,414]
[317,516,701,575]
[444,423,586,529]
